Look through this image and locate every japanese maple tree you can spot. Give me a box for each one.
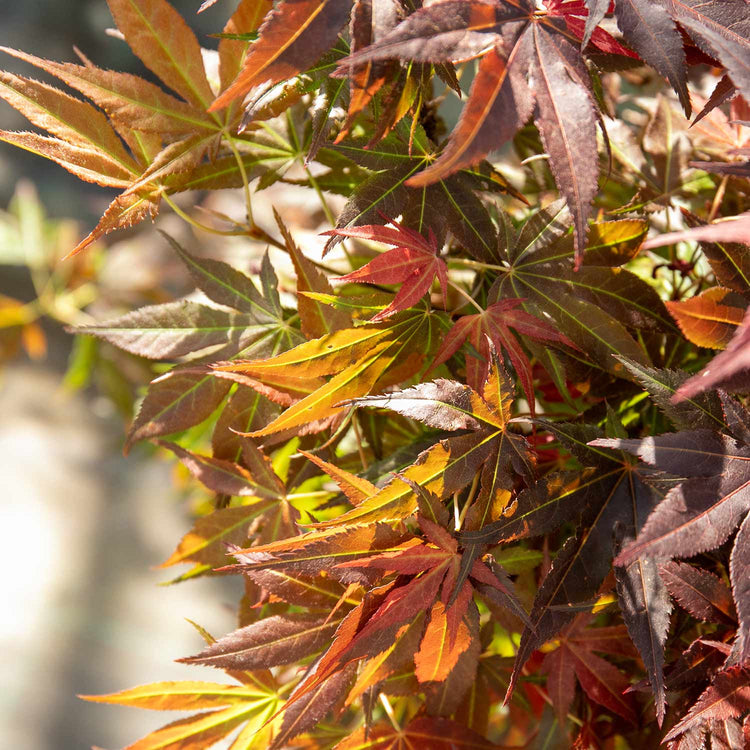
[2,0,750,748]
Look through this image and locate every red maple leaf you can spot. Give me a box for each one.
[324,218,448,322]
[430,298,577,414]
[544,0,638,58]
[541,613,638,726]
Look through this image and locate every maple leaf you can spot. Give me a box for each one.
[333,715,502,750]
[613,0,692,115]
[460,412,678,720]
[596,427,750,558]
[334,1,603,263]
[319,356,534,527]
[668,0,750,104]
[677,209,750,295]
[275,209,351,339]
[658,561,736,625]
[80,676,283,750]
[643,214,750,252]
[298,449,378,508]
[180,612,349,671]
[158,501,281,580]
[329,121,513,265]
[0,0,321,254]
[659,298,750,405]
[75,236,299,451]
[210,0,354,111]
[664,665,750,744]
[592,423,750,663]
[325,218,448,321]
[692,73,738,126]
[225,524,407,586]
[333,0,448,146]
[541,614,638,726]
[212,303,446,437]
[0,0,235,253]
[268,663,356,750]
[665,287,747,350]
[217,0,273,95]
[491,202,670,378]
[429,297,577,415]
[584,0,750,114]
[254,486,526,722]
[546,0,638,58]
[158,440,285,500]
[613,356,726,433]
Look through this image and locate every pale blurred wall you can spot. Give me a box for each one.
[0,2,245,748]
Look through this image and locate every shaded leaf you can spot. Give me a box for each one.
[330,123,503,264]
[613,0,690,114]
[76,301,265,359]
[158,441,283,499]
[179,613,346,670]
[729,512,750,662]
[502,420,660,701]
[160,501,279,571]
[670,0,750,102]
[614,356,725,432]
[542,614,638,725]
[664,665,750,742]
[531,23,599,265]
[615,553,671,725]
[275,209,351,338]
[493,205,664,376]
[269,664,356,750]
[127,369,233,450]
[595,431,750,565]
[659,560,736,624]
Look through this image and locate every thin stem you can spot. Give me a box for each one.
[449,257,508,272]
[456,472,481,531]
[351,414,369,471]
[449,281,484,314]
[291,408,354,457]
[162,193,252,237]
[225,135,255,227]
[379,694,401,732]
[708,175,729,222]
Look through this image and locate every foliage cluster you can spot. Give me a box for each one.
[2,0,750,747]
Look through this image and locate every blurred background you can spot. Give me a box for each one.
[0,2,246,748]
